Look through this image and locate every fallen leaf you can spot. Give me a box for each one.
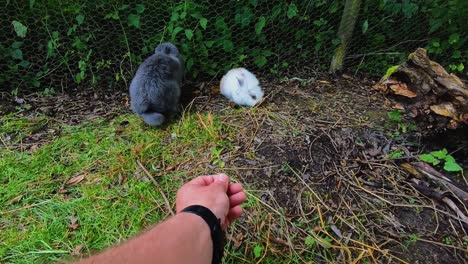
[65,174,86,186]
[68,216,80,230]
[389,83,417,98]
[430,103,458,119]
[71,244,84,256]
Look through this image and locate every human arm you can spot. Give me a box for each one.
[73,173,246,264]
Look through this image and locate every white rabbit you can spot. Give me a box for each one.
[220,68,264,107]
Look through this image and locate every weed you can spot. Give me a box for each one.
[419,148,463,172]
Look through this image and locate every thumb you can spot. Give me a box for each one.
[209,173,229,193]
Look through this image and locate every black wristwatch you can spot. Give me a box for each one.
[181,205,226,264]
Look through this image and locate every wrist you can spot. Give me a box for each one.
[180,205,225,264]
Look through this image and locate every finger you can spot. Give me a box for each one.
[186,175,216,186]
[211,173,230,192]
[227,205,243,223]
[227,183,244,195]
[229,191,247,207]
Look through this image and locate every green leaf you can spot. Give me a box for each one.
[448,33,460,45]
[135,4,145,14]
[444,161,463,172]
[419,154,440,166]
[255,16,266,35]
[362,19,369,34]
[249,0,258,7]
[171,26,183,41]
[254,56,267,68]
[253,245,264,258]
[76,14,85,25]
[387,110,402,122]
[384,65,399,79]
[185,29,194,40]
[186,58,194,71]
[127,14,140,28]
[444,155,456,163]
[29,0,35,9]
[105,11,119,20]
[204,40,215,48]
[19,60,30,68]
[11,49,23,60]
[430,149,447,159]
[199,18,208,30]
[432,41,440,48]
[305,236,315,246]
[12,21,27,38]
[457,63,464,72]
[388,151,404,159]
[223,39,234,52]
[287,3,298,19]
[452,50,461,59]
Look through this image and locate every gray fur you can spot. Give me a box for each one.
[129,42,184,126]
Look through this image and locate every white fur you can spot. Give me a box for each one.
[220,68,264,107]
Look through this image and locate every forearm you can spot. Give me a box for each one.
[75,213,212,264]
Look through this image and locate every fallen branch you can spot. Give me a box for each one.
[137,160,175,216]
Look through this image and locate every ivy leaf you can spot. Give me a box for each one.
[199,18,208,30]
[76,14,85,25]
[419,154,440,166]
[444,161,463,172]
[430,149,447,159]
[12,21,28,38]
[287,3,298,19]
[135,4,145,14]
[254,56,267,68]
[362,19,369,34]
[127,14,140,28]
[253,245,264,258]
[29,0,35,9]
[255,16,266,35]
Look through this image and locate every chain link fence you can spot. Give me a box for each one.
[1,0,466,94]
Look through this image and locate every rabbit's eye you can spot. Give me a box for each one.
[251,95,257,100]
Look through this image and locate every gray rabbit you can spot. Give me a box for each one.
[129,42,184,126]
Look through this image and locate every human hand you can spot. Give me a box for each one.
[176,174,247,229]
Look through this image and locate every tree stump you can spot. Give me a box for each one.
[375,48,468,131]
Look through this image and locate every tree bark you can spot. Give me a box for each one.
[329,0,362,73]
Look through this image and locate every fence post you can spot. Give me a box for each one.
[329,0,362,73]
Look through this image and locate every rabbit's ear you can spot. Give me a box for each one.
[236,75,245,87]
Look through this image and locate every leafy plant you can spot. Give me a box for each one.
[253,245,264,258]
[419,148,463,172]
[210,147,225,168]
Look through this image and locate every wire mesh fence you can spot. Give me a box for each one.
[0,0,466,95]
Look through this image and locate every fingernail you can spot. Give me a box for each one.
[215,173,229,183]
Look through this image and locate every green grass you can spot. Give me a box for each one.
[0,112,230,263]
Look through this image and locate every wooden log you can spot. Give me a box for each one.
[375,48,468,130]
